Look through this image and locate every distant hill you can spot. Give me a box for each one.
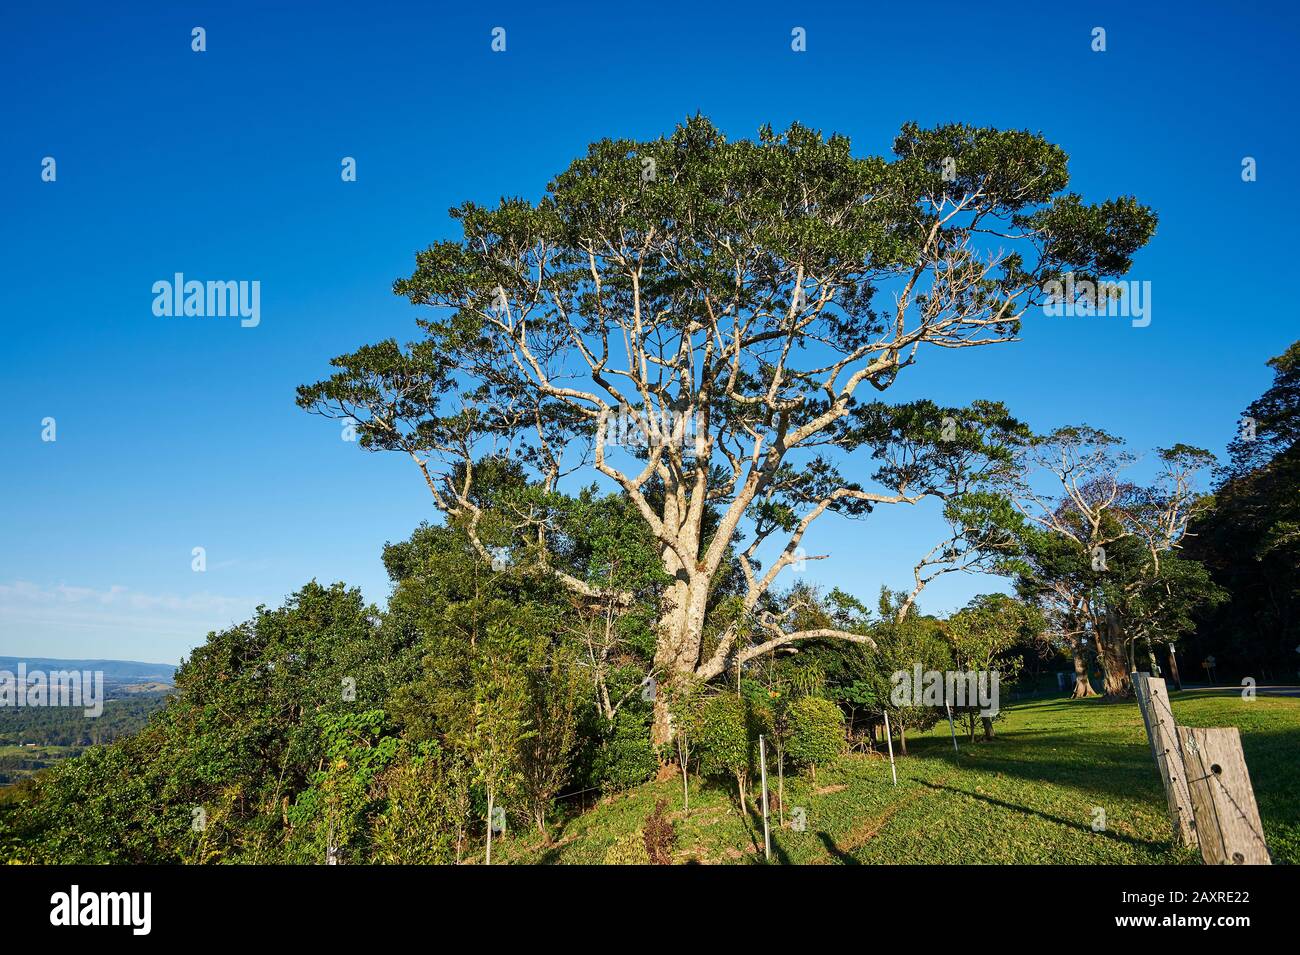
[0,657,176,685]
[0,658,176,786]
[119,681,174,695]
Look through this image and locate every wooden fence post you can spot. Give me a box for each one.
[759,735,771,862]
[1132,672,1158,764]
[1178,726,1271,865]
[882,711,897,787]
[1132,673,1198,848]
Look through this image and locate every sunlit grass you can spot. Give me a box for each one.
[497,691,1300,864]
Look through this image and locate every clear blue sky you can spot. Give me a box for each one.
[2,1,1296,664]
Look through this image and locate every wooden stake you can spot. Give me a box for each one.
[777,747,784,826]
[1179,726,1270,865]
[759,735,771,862]
[1132,672,1161,767]
[882,712,897,786]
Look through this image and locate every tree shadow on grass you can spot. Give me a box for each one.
[768,830,792,865]
[734,797,767,858]
[906,733,1165,805]
[534,842,567,865]
[913,779,1166,851]
[914,720,1300,842]
[676,776,767,861]
[816,831,861,865]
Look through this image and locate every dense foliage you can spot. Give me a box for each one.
[1183,342,1300,682]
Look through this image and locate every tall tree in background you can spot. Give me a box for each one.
[1009,427,1137,697]
[1009,431,1217,698]
[299,117,1156,744]
[1111,446,1221,685]
[1013,526,1100,698]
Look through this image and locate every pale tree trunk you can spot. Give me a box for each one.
[644,478,878,747]
[652,683,674,747]
[651,586,686,747]
[652,493,690,748]
[981,716,995,740]
[651,568,709,748]
[485,788,494,866]
[1070,646,1099,698]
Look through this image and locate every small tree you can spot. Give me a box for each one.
[369,742,458,864]
[459,657,532,865]
[667,681,703,811]
[785,697,845,780]
[863,590,952,754]
[946,594,1041,740]
[695,694,753,808]
[518,652,581,841]
[286,709,400,865]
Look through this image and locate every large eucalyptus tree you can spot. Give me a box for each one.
[298,116,1155,744]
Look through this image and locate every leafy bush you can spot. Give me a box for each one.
[369,744,462,864]
[695,694,749,784]
[695,693,775,807]
[592,709,657,794]
[286,709,400,864]
[785,697,844,771]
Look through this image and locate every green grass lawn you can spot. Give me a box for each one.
[498,690,1300,865]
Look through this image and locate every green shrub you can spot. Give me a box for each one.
[695,695,749,784]
[695,694,778,809]
[286,709,400,864]
[592,709,657,794]
[785,697,844,772]
[369,745,460,864]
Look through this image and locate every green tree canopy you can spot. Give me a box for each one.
[299,116,1155,744]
